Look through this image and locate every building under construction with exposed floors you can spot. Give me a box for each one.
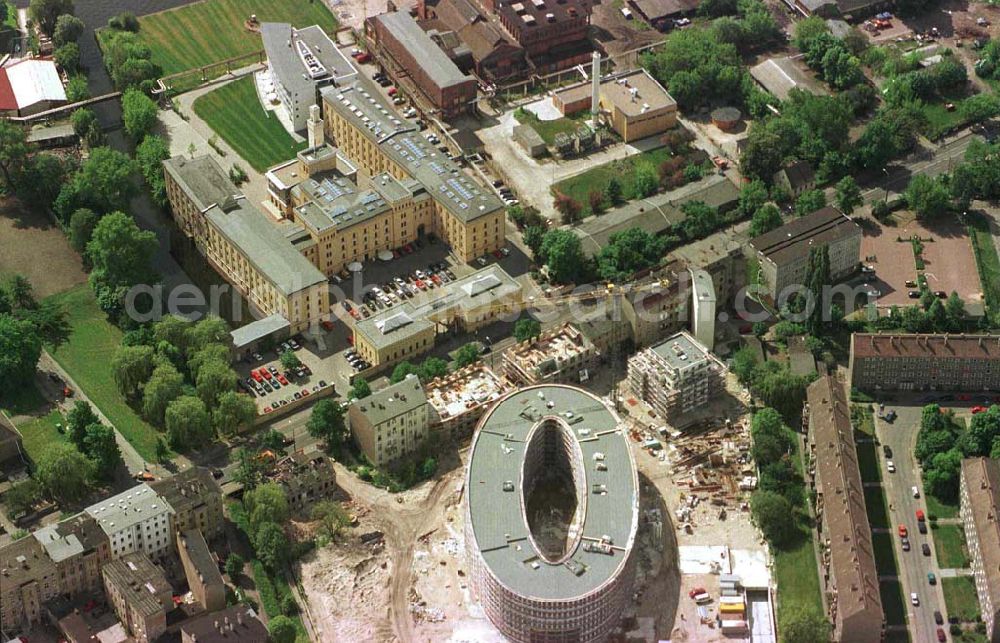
[627,331,723,426]
[501,323,599,386]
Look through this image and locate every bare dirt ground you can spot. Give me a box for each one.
[0,197,87,297]
[860,211,983,307]
[325,0,416,31]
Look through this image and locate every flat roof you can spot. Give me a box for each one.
[261,23,357,102]
[649,331,712,371]
[85,483,170,534]
[350,374,427,424]
[294,169,427,234]
[749,57,830,102]
[425,364,506,420]
[321,80,503,222]
[599,69,676,117]
[374,12,473,89]
[466,385,639,599]
[749,206,860,267]
[230,313,291,348]
[181,605,268,642]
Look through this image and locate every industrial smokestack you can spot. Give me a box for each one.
[591,52,601,116]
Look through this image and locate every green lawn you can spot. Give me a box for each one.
[552,146,677,214]
[14,409,69,464]
[932,523,970,568]
[44,286,167,461]
[513,108,590,147]
[921,100,970,140]
[193,76,307,171]
[926,492,960,520]
[1,382,47,417]
[880,580,909,629]
[851,403,876,436]
[942,576,982,622]
[2,2,16,29]
[774,535,825,621]
[136,0,337,75]
[969,212,1000,318]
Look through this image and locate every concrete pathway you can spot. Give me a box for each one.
[938,568,972,578]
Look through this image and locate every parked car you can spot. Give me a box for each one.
[928,572,937,585]
[936,628,946,642]
[912,485,920,498]
[908,290,921,298]
[898,525,907,538]
[910,593,919,606]
[918,521,927,534]
[916,509,925,522]
[905,280,917,288]
[923,543,932,556]
[902,538,910,551]
[883,445,893,458]
[934,610,944,625]
[887,460,896,473]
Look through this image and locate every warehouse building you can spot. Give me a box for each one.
[806,375,884,642]
[367,11,478,118]
[464,385,639,642]
[749,205,861,302]
[850,333,1000,392]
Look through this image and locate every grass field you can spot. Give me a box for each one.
[1,382,47,418]
[926,492,959,520]
[513,108,590,146]
[921,99,971,140]
[136,0,337,75]
[774,535,824,622]
[932,523,970,568]
[193,76,307,171]
[14,410,69,463]
[943,576,981,622]
[552,146,676,214]
[45,286,167,461]
[969,212,1000,319]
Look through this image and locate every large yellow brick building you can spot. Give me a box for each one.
[163,155,330,333]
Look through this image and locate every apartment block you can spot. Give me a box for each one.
[348,374,430,467]
[749,206,861,302]
[268,449,338,511]
[320,78,505,262]
[102,553,172,643]
[806,375,884,642]
[426,364,508,441]
[849,334,1000,392]
[627,331,723,426]
[162,155,329,334]
[176,529,226,612]
[85,484,173,560]
[181,605,269,643]
[960,457,1000,642]
[501,322,598,385]
[367,11,478,118]
[149,467,225,543]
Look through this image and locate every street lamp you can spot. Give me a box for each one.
[882,167,890,204]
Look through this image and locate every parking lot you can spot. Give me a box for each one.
[859,214,983,308]
[236,339,336,412]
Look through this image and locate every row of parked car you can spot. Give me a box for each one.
[241,364,313,398]
[261,380,332,414]
[350,263,458,314]
[247,337,301,363]
[343,348,370,372]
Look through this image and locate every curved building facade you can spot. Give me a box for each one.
[464,384,640,642]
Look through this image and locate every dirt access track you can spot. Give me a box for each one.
[0,198,87,297]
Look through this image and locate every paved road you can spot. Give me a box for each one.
[856,131,979,205]
[873,403,948,642]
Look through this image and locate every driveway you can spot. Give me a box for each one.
[873,403,948,641]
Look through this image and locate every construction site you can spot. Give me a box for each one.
[500,322,599,386]
[425,364,509,442]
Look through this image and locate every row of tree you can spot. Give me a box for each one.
[914,404,1000,503]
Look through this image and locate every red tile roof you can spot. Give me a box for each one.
[852,333,1000,360]
[0,68,16,112]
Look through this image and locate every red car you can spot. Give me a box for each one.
[277,375,289,386]
[687,587,706,598]
[494,249,504,259]
[355,53,371,64]
[898,525,908,538]
[916,509,925,522]
[972,405,988,414]
[387,87,397,96]
[937,628,946,642]
[958,394,972,401]
[321,320,335,331]
[431,274,442,285]
[301,388,310,396]
[261,369,273,380]
[251,370,263,382]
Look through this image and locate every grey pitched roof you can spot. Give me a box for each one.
[749,206,860,266]
[373,12,472,89]
[350,374,427,425]
[230,314,291,348]
[465,385,639,599]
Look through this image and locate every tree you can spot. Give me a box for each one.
[187,343,230,381]
[224,553,245,580]
[268,616,296,643]
[905,174,950,220]
[66,400,100,450]
[755,365,808,424]
[751,489,797,547]
[306,399,347,448]
[29,0,74,36]
[68,208,100,254]
[633,161,659,198]
[245,484,289,530]
[260,429,287,452]
[254,522,289,572]
[588,190,605,215]
[165,395,214,450]
[794,189,827,217]
[454,343,481,369]
[834,176,862,214]
[311,500,350,542]
[279,349,302,370]
[350,378,371,400]
[69,108,102,148]
[389,361,418,383]
[4,479,42,518]
[142,363,184,425]
[65,75,90,102]
[596,228,667,281]
[513,318,542,342]
[155,437,170,463]
[554,192,583,224]
[778,605,830,643]
[740,126,784,182]
[111,344,157,399]
[730,346,760,383]
[749,203,782,237]
[677,200,719,241]
[540,229,586,284]
[55,148,138,219]
[961,406,1000,457]
[136,135,170,206]
[0,120,28,191]
[945,292,965,330]
[36,443,92,503]
[87,212,158,316]
[121,88,157,142]
[0,315,42,389]
[53,14,84,46]
[737,179,769,219]
[54,42,80,73]
[804,245,830,336]
[925,448,963,501]
[420,357,449,380]
[195,359,238,406]
[213,391,257,437]
[522,225,546,260]
[108,11,140,31]
[84,423,123,480]
[604,177,623,205]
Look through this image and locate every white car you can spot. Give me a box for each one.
[887,460,896,473]
[910,592,919,606]
[912,486,920,498]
